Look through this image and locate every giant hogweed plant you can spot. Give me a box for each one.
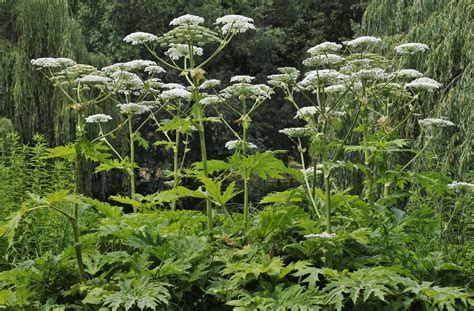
[265,37,465,265]
[1,13,473,309]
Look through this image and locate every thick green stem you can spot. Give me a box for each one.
[128,118,136,212]
[70,218,86,283]
[242,99,250,232]
[198,125,213,232]
[73,115,86,283]
[171,131,180,211]
[362,106,375,206]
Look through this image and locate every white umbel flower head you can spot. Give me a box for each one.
[305,232,336,239]
[123,32,158,45]
[298,70,346,89]
[307,42,342,55]
[418,118,455,127]
[169,14,205,26]
[109,71,144,91]
[117,103,151,115]
[230,75,255,83]
[395,43,429,55]
[216,15,255,34]
[160,88,192,101]
[31,57,76,68]
[225,139,257,150]
[352,68,387,81]
[344,36,382,49]
[200,95,224,106]
[395,69,424,79]
[144,65,166,74]
[199,79,221,89]
[165,44,203,60]
[279,127,312,138]
[85,114,113,123]
[295,106,319,119]
[447,181,474,191]
[303,54,344,67]
[161,83,187,90]
[302,166,323,176]
[405,77,442,92]
[76,75,112,84]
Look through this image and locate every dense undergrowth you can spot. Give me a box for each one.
[0,11,473,311]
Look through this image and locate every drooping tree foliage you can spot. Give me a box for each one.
[361,0,473,178]
[0,0,90,144]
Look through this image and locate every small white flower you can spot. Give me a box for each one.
[305,232,336,239]
[395,43,429,55]
[31,57,76,68]
[230,75,255,83]
[117,103,151,115]
[76,75,112,84]
[165,43,203,60]
[200,95,223,106]
[418,118,455,127]
[160,88,192,101]
[395,69,424,79]
[221,83,273,100]
[144,65,166,74]
[216,15,255,34]
[352,68,387,81]
[169,14,205,26]
[298,70,346,89]
[447,181,474,191]
[161,83,187,90]
[302,166,323,176]
[405,77,442,91]
[109,71,144,91]
[85,114,113,123]
[295,106,319,119]
[307,42,342,55]
[123,32,158,45]
[303,54,344,66]
[199,79,221,89]
[344,36,382,48]
[225,140,257,150]
[279,127,312,138]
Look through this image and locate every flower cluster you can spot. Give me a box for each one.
[344,36,381,49]
[298,70,346,89]
[199,79,221,90]
[352,68,387,81]
[307,42,342,55]
[225,140,257,151]
[216,15,255,34]
[302,166,323,176]
[144,65,166,74]
[279,127,312,138]
[31,57,76,69]
[447,181,474,191]
[303,54,344,67]
[405,77,442,91]
[418,118,455,127]
[267,67,300,88]
[123,32,158,45]
[304,232,336,239]
[76,75,112,84]
[395,43,429,55]
[109,71,144,91]
[394,69,424,79]
[160,88,192,101]
[230,75,255,84]
[165,44,203,60]
[116,103,151,115]
[294,106,319,119]
[170,14,205,26]
[200,95,224,106]
[221,83,273,101]
[85,114,113,123]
